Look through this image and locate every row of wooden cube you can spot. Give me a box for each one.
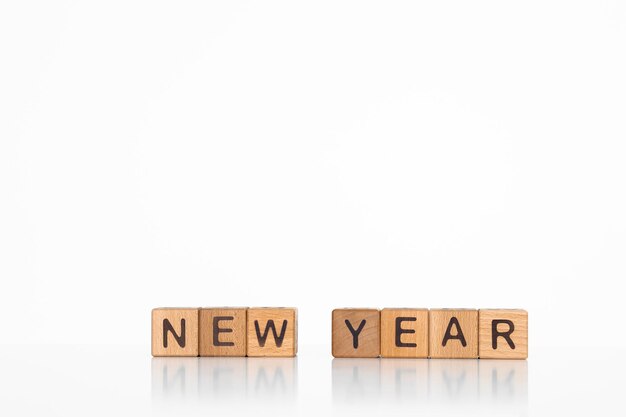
[152,307,297,357]
[332,308,527,359]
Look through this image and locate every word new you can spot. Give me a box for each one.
[152,307,297,357]
[332,308,527,359]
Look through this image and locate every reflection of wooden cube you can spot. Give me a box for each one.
[247,308,297,357]
[197,357,247,400]
[429,359,479,404]
[380,359,428,401]
[380,308,429,358]
[247,357,298,399]
[479,309,528,359]
[429,309,478,358]
[151,357,199,399]
[151,308,199,357]
[199,308,247,357]
[332,358,381,402]
[478,359,528,404]
[332,309,380,358]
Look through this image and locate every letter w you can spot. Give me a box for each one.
[254,320,288,347]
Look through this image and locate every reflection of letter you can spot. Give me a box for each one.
[332,359,381,403]
[255,320,288,347]
[152,358,200,400]
[255,367,286,392]
[442,317,466,347]
[492,368,515,395]
[345,320,367,349]
[163,318,185,348]
[429,360,479,404]
[443,369,466,396]
[163,363,186,392]
[395,317,417,348]
[478,360,528,404]
[491,319,515,349]
[213,316,234,346]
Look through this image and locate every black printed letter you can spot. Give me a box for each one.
[345,320,367,349]
[213,316,234,347]
[442,317,467,347]
[395,317,417,348]
[254,320,288,348]
[491,319,515,349]
[163,318,186,348]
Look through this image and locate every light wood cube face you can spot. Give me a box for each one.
[199,308,247,357]
[152,308,199,357]
[332,309,380,358]
[247,308,297,357]
[380,309,429,358]
[479,309,528,359]
[429,309,478,359]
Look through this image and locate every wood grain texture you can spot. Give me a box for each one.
[478,309,528,359]
[151,308,199,357]
[429,309,478,359]
[380,308,429,358]
[246,308,297,357]
[199,308,247,357]
[332,309,380,358]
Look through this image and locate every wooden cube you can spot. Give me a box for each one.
[247,308,297,357]
[332,308,380,358]
[199,308,247,357]
[429,309,478,358]
[478,309,528,359]
[152,308,199,357]
[380,308,429,358]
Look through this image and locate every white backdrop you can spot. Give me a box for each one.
[1,1,625,351]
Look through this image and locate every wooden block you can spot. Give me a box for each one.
[478,309,528,359]
[199,308,247,357]
[247,308,297,357]
[429,309,478,359]
[152,308,199,357]
[332,308,380,358]
[380,308,429,358]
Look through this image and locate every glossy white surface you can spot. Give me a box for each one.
[1,2,625,415]
[1,344,622,416]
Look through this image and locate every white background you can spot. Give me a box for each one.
[1,1,625,415]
